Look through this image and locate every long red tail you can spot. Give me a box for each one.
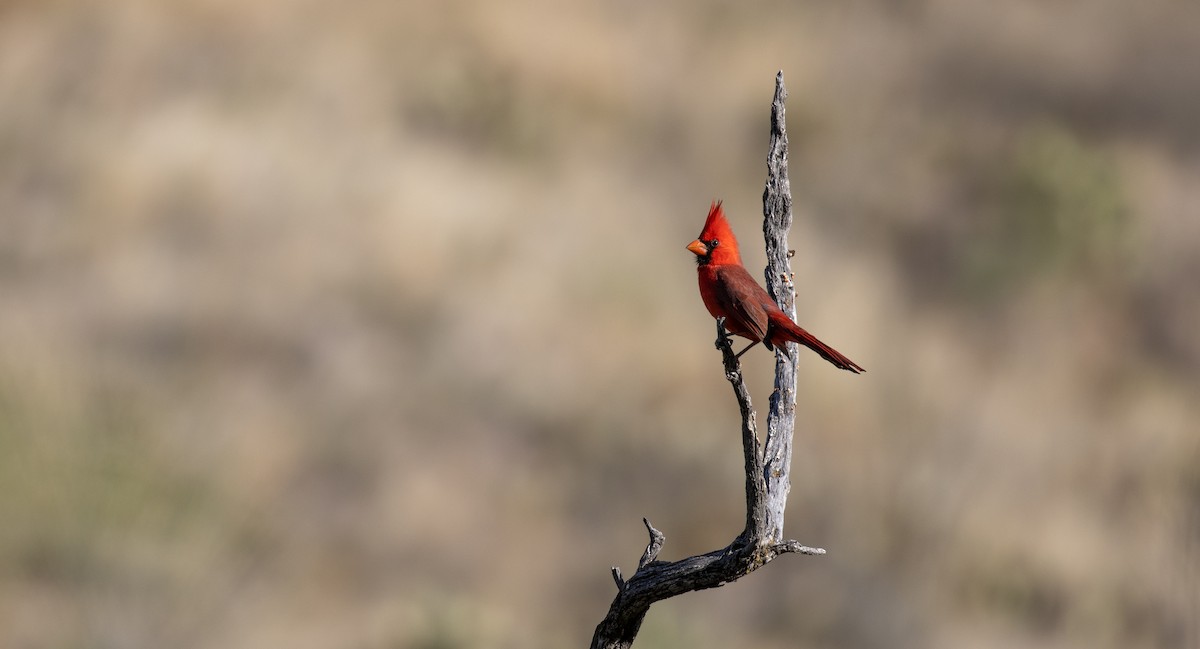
[768,313,865,373]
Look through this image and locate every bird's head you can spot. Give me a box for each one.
[687,201,741,266]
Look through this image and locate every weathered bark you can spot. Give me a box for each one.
[761,70,799,544]
[589,71,822,649]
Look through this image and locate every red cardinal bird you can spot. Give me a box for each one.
[687,201,864,373]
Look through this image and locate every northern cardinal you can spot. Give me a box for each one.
[687,201,864,373]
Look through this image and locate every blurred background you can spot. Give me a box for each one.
[1,1,1198,648]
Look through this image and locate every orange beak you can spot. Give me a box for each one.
[686,239,709,257]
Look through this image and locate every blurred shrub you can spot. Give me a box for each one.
[962,123,1130,301]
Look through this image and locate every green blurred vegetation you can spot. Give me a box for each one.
[963,123,1131,300]
[0,1,1197,648]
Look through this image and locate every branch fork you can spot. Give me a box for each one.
[590,72,823,649]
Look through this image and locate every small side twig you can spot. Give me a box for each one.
[772,540,828,556]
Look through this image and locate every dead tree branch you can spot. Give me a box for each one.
[761,70,800,543]
[589,71,823,649]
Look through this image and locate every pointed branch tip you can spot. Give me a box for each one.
[773,540,827,556]
[639,518,665,569]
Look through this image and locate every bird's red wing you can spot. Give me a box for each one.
[713,265,771,342]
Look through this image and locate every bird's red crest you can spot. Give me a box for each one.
[698,201,741,265]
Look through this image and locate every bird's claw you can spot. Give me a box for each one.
[714,317,732,350]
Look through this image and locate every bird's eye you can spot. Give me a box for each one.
[710,239,719,248]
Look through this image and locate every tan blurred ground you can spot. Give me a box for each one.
[1,1,1198,648]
